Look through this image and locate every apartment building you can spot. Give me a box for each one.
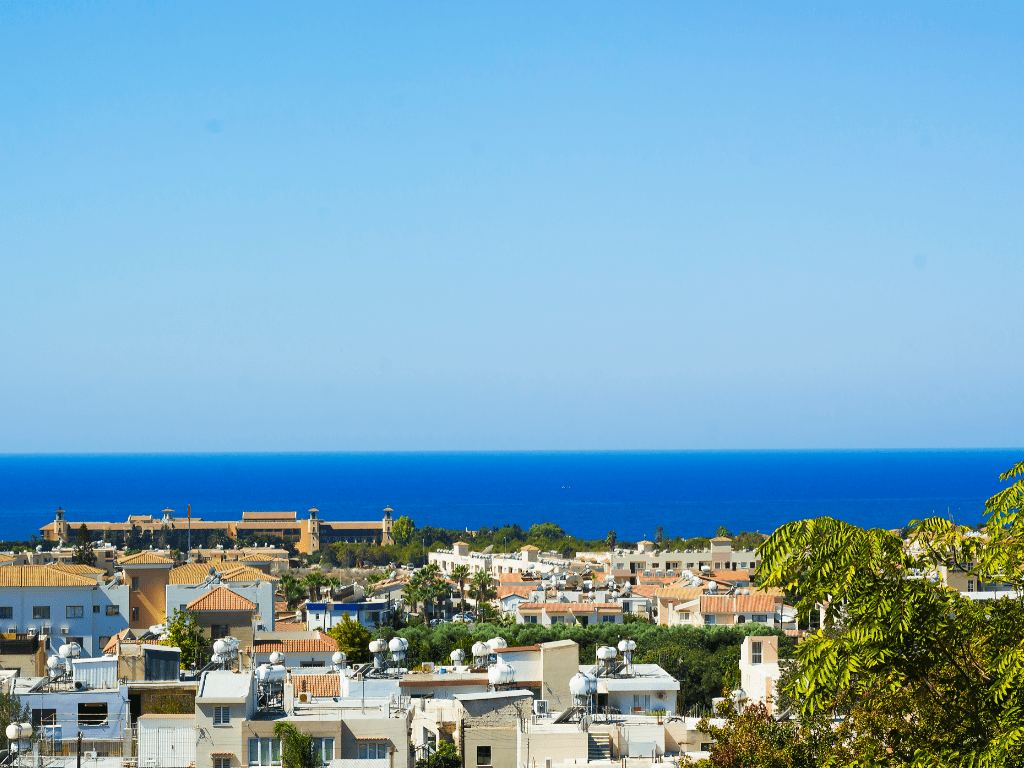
[516,601,623,627]
[738,635,781,714]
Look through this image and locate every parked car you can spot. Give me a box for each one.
[405,563,415,570]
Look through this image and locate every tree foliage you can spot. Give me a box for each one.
[0,690,31,750]
[326,614,372,663]
[391,515,415,546]
[274,722,320,768]
[73,523,96,566]
[415,741,460,768]
[162,608,207,669]
[755,459,1024,768]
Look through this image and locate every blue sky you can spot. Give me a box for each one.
[1,2,1021,452]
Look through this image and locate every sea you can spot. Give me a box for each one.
[0,450,1018,544]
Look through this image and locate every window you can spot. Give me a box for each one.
[131,577,140,592]
[213,706,230,725]
[78,702,108,726]
[968,580,975,592]
[180,604,187,612]
[67,606,84,619]
[752,614,768,623]
[0,607,11,620]
[736,615,746,624]
[703,615,716,625]
[106,605,119,616]
[98,637,111,651]
[93,605,100,614]
[249,738,281,766]
[311,739,334,763]
[601,616,616,623]
[633,694,651,711]
[215,759,231,768]
[131,607,139,622]
[359,743,389,760]
[524,615,538,624]
[211,625,230,639]
[752,641,762,665]
[32,606,50,620]
[680,612,690,621]
[476,746,491,767]
[32,709,56,727]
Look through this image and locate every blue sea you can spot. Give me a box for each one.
[0,451,1018,543]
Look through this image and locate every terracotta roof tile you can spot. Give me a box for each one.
[656,586,705,600]
[118,552,174,566]
[249,632,338,654]
[518,602,622,613]
[50,562,106,575]
[185,586,257,612]
[169,562,278,585]
[700,594,778,614]
[293,674,339,698]
[497,586,534,599]
[0,565,96,587]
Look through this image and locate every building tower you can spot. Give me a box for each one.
[53,507,70,544]
[381,506,394,545]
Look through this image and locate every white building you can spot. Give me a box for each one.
[738,635,782,714]
[0,566,129,658]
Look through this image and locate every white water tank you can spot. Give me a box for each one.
[256,664,287,684]
[617,639,636,653]
[596,646,617,661]
[487,636,507,652]
[369,639,385,654]
[471,641,490,659]
[569,672,592,696]
[332,651,346,666]
[450,649,466,664]
[487,659,515,686]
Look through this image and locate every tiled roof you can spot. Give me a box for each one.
[497,586,534,599]
[186,586,257,612]
[656,586,705,600]
[0,565,96,587]
[249,632,338,654]
[50,562,106,575]
[103,629,135,654]
[498,573,525,583]
[0,554,15,563]
[118,552,174,566]
[293,674,339,698]
[710,536,733,543]
[520,545,540,551]
[518,602,622,613]
[169,563,278,585]
[239,553,273,562]
[709,570,751,581]
[700,594,778,614]
[630,584,659,598]
[272,621,308,632]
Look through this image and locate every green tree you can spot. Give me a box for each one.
[0,689,31,750]
[715,525,732,539]
[415,742,460,768]
[326,614,372,663]
[756,459,1024,767]
[470,571,496,620]
[606,530,617,549]
[392,515,415,546]
[279,573,306,610]
[274,722,320,768]
[450,565,470,616]
[653,525,665,544]
[408,564,446,619]
[302,572,329,602]
[162,608,207,669]
[692,700,852,768]
[73,523,96,566]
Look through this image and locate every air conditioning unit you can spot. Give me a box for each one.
[298,692,308,702]
[7,627,16,634]
[74,681,87,691]
[61,627,70,635]
[84,752,97,759]
[533,700,549,715]
[26,627,38,636]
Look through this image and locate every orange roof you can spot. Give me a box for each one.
[118,552,174,566]
[103,629,134,654]
[710,536,733,543]
[250,632,338,654]
[169,562,278,585]
[186,586,257,612]
[0,565,96,587]
[497,586,535,599]
[293,674,339,698]
[273,621,308,632]
[498,573,525,584]
[700,594,778,614]
[49,562,106,575]
[630,584,659,598]
[518,602,622,613]
[656,586,704,601]
[521,545,540,551]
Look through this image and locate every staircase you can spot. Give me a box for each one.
[588,733,612,762]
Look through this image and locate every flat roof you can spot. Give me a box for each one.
[454,690,532,702]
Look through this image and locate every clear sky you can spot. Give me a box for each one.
[1,2,1021,452]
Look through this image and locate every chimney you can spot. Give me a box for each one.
[283,680,295,715]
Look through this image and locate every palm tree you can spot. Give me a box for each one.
[470,571,496,620]
[451,565,470,616]
[279,573,306,609]
[302,571,329,602]
[325,576,341,599]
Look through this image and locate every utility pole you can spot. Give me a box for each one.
[187,504,192,563]
[77,732,82,768]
